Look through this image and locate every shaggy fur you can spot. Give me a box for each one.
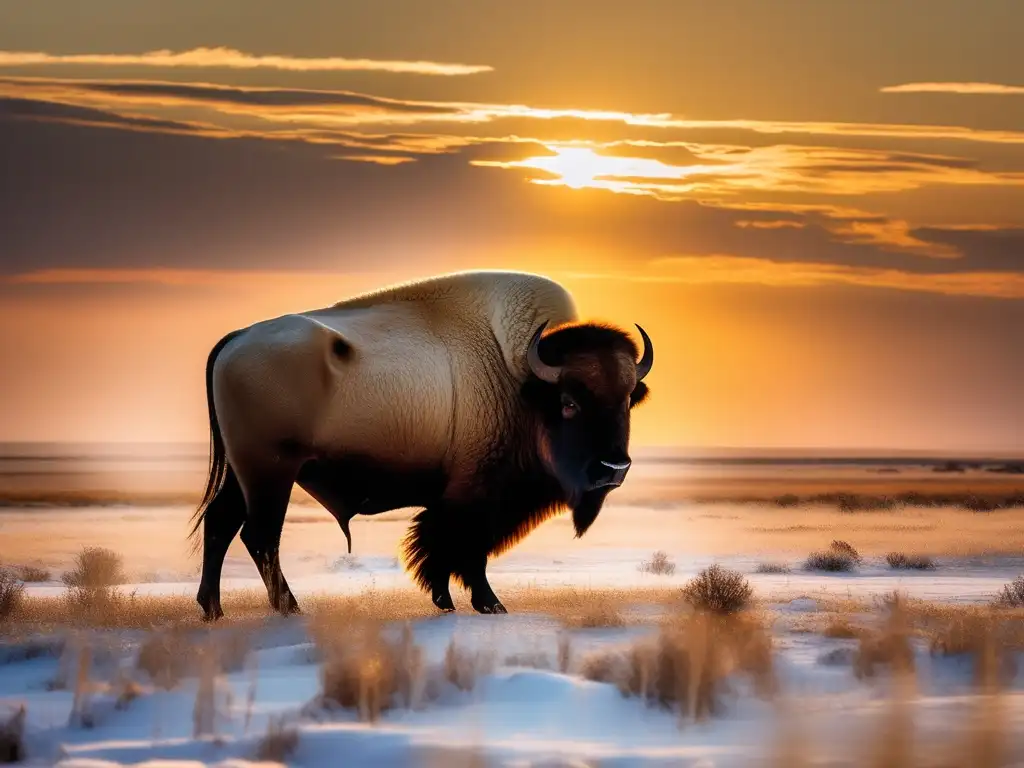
[190,272,651,619]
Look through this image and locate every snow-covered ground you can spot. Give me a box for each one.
[3,547,1023,765]
[2,489,1023,766]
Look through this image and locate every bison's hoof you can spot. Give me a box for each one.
[475,602,507,615]
[433,593,456,612]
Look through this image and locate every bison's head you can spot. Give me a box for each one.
[523,321,653,536]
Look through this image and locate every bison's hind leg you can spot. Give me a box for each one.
[236,466,302,616]
[403,507,455,612]
[196,469,246,621]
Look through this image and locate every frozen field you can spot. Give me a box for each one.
[1,451,1022,766]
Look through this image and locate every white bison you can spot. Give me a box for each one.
[191,270,653,619]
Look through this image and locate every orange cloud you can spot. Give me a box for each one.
[735,220,805,229]
[881,82,1024,95]
[11,262,1024,300]
[573,256,1024,299]
[8,76,1024,145]
[0,47,492,76]
[476,142,1024,210]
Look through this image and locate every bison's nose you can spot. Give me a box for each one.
[589,457,632,488]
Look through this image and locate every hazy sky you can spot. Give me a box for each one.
[1,0,1022,452]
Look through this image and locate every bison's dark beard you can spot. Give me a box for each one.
[571,487,611,538]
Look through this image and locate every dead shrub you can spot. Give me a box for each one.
[0,571,24,620]
[994,575,1024,608]
[61,547,126,589]
[15,566,50,583]
[755,562,790,575]
[581,610,775,721]
[0,705,26,763]
[804,547,856,573]
[638,551,676,576]
[313,616,423,721]
[681,565,753,614]
[829,540,861,562]
[885,552,935,570]
[256,716,299,762]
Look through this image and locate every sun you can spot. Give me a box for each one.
[480,144,703,194]
[532,146,605,189]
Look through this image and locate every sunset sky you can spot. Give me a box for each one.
[1,0,1022,453]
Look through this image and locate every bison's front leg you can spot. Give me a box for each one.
[456,549,507,615]
[403,507,455,612]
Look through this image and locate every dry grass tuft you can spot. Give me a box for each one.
[755,562,790,575]
[557,633,572,674]
[4,588,273,633]
[136,626,251,690]
[822,618,860,640]
[927,608,1022,688]
[885,552,936,570]
[256,716,299,762]
[136,629,191,689]
[61,547,126,589]
[445,638,492,691]
[994,574,1024,608]
[681,565,753,614]
[853,593,915,680]
[581,609,775,721]
[2,585,684,636]
[0,705,26,764]
[638,551,676,576]
[312,613,424,722]
[0,571,24,621]
[112,671,146,711]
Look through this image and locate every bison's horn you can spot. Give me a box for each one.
[527,321,562,383]
[635,324,654,381]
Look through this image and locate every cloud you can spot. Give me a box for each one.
[2,88,1023,295]
[11,259,1024,300]
[0,47,492,76]
[476,142,1024,211]
[881,82,1024,95]
[571,255,1024,299]
[8,76,1024,146]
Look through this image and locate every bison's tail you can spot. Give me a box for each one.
[188,329,244,555]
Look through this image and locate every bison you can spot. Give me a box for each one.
[191,270,653,619]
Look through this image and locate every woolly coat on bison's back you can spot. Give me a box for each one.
[212,271,579,482]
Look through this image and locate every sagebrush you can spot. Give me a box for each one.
[61,547,126,589]
[886,552,935,570]
[682,565,753,614]
[994,575,1024,608]
[638,551,676,576]
[0,570,24,620]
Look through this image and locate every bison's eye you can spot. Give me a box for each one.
[560,395,579,419]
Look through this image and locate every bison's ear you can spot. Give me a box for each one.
[629,381,650,408]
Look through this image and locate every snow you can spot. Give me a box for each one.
[3,502,1024,766]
